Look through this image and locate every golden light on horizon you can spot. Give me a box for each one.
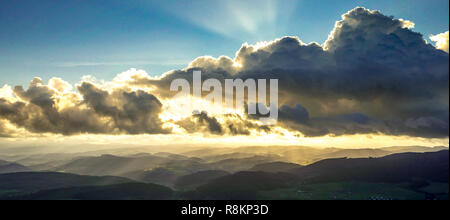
[1,131,448,151]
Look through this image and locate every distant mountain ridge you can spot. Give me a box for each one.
[0,160,31,174]
[180,145,448,164]
[174,170,230,190]
[53,154,172,176]
[250,162,303,173]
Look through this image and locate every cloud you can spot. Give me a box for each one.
[133,7,448,138]
[48,77,73,93]
[77,82,168,134]
[278,104,310,125]
[0,120,8,137]
[176,111,224,135]
[0,7,448,139]
[176,111,270,136]
[430,31,449,53]
[0,77,168,136]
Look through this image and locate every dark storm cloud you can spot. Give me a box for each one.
[278,104,310,125]
[132,7,448,138]
[273,103,449,138]
[176,111,271,136]
[177,111,223,135]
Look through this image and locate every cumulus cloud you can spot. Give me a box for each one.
[430,31,449,53]
[0,120,8,137]
[77,82,168,134]
[133,7,449,138]
[49,77,73,93]
[0,7,448,139]
[0,77,168,135]
[176,111,224,135]
[176,111,270,136]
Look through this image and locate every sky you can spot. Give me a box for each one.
[0,1,449,149]
[0,0,449,86]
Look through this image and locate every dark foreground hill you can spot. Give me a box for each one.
[291,150,449,183]
[187,171,300,200]
[11,182,173,200]
[185,151,449,200]
[0,172,133,198]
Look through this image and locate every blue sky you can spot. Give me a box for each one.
[0,0,448,87]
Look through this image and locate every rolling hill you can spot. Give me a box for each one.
[0,148,447,200]
[53,154,172,176]
[313,148,391,160]
[291,150,449,183]
[174,170,230,190]
[10,182,173,200]
[0,163,31,174]
[0,172,134,198]
[250,162,303,173]
[123,168,179,186]
[179,146,448,165]
[189,171,300,200]
[184,150,449,199]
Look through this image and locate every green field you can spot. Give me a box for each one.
[258,182,448,200]
[0,189,20,197]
